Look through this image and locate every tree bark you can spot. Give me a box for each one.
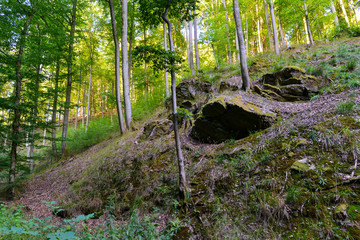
[263,0,273,50]
[268,0,280,55]
[256,4,263,53]
[222,0,232,64]
[163,21,170,97]
[193,10,200,72]
[233,0,250,91]
[304,0,314,46]
[331,1,340,26]
[144,28,148,102]
[122,0,132,130]
[278,16,287,48]
[61,0,77,154]
[162,8,190,201]
[109,0,125,134]
[339,0,350,26]
[8,14,33,199]
[75,78,81,131]
[188,19,195,75]
[86,45,93,132]
[51,58,60,153]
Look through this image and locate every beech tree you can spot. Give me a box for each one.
[233,0,250,91]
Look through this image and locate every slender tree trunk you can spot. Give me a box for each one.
[184,21,191,71]
[331,1,340,26]
[144,29,148,102]
[278,16,286,48]
[269,0,280,55]
[8,14,33,199]
[162,8,190,201]
[256,4,263,53]
[52,58,60,153]
[75,65,82,131]
[223,0,232,64]
[304,0,314,46]
[245,1,249,56]
[109,0,125,134]
[188,19,195,75]
[122,0,132,130]
[349,0,359,23]
[263,0,273,50]
[210,41,219,67]
[339,0,350,26]
[163,21,170,97]
[43,100,50,146]
[233,0,250,91]
[235,30,240,62]
[86,53,93,132]
[193,10,200,72]
[61,0,77,154]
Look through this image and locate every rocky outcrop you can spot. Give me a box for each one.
[141,120,173,140]
[174,78,212,113]
[190,96,275,143]
[254,66,327,101]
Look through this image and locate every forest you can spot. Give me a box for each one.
[0,0,360,239]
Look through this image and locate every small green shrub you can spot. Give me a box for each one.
[336,101,355,114]
[345,59,357,71]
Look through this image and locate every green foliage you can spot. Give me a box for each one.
[64,117,118,155]
[133,45,183,73]
[336,101,356,114]
[0,203,181,240]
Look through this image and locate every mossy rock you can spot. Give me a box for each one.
[176,78,212,108]
[191,95,275,143]
[219,75,242,92]
[255,66,328,102]
[290,161,310,172]
[141,119,173,140]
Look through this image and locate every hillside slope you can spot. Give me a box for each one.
[11,38,360,239]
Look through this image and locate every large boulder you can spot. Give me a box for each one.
[190,96,275,143]
[254,66,326,101]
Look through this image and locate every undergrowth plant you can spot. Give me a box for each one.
[0,202,182,240]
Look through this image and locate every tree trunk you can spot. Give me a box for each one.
[52,58,60,153]
[304,0,314,46]
[278,16,287,48]
[233,0,250,91]
[8,14,33,199]
[163,21,170,97]
[162,8,190,201]
[222,0,232,64]
[86,34,93,132]
[210,41,219,67]
[188,20,195,75]
[349,0,359,23]
[331,1,340,26]
[109,0,125,134]
[122,0,132,130]
[43,100,50,146]
[268,0,280,55]
[256,4,263,53]
[75,64,82,131]
[263,0,274,50]
[144,29,148,102]
[244,1,249,56]
[340,0,350,26]
[193,10,200,72]
[61,0,77,154]
[235,30,240,62]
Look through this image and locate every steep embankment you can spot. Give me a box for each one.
[12,39,360,239]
